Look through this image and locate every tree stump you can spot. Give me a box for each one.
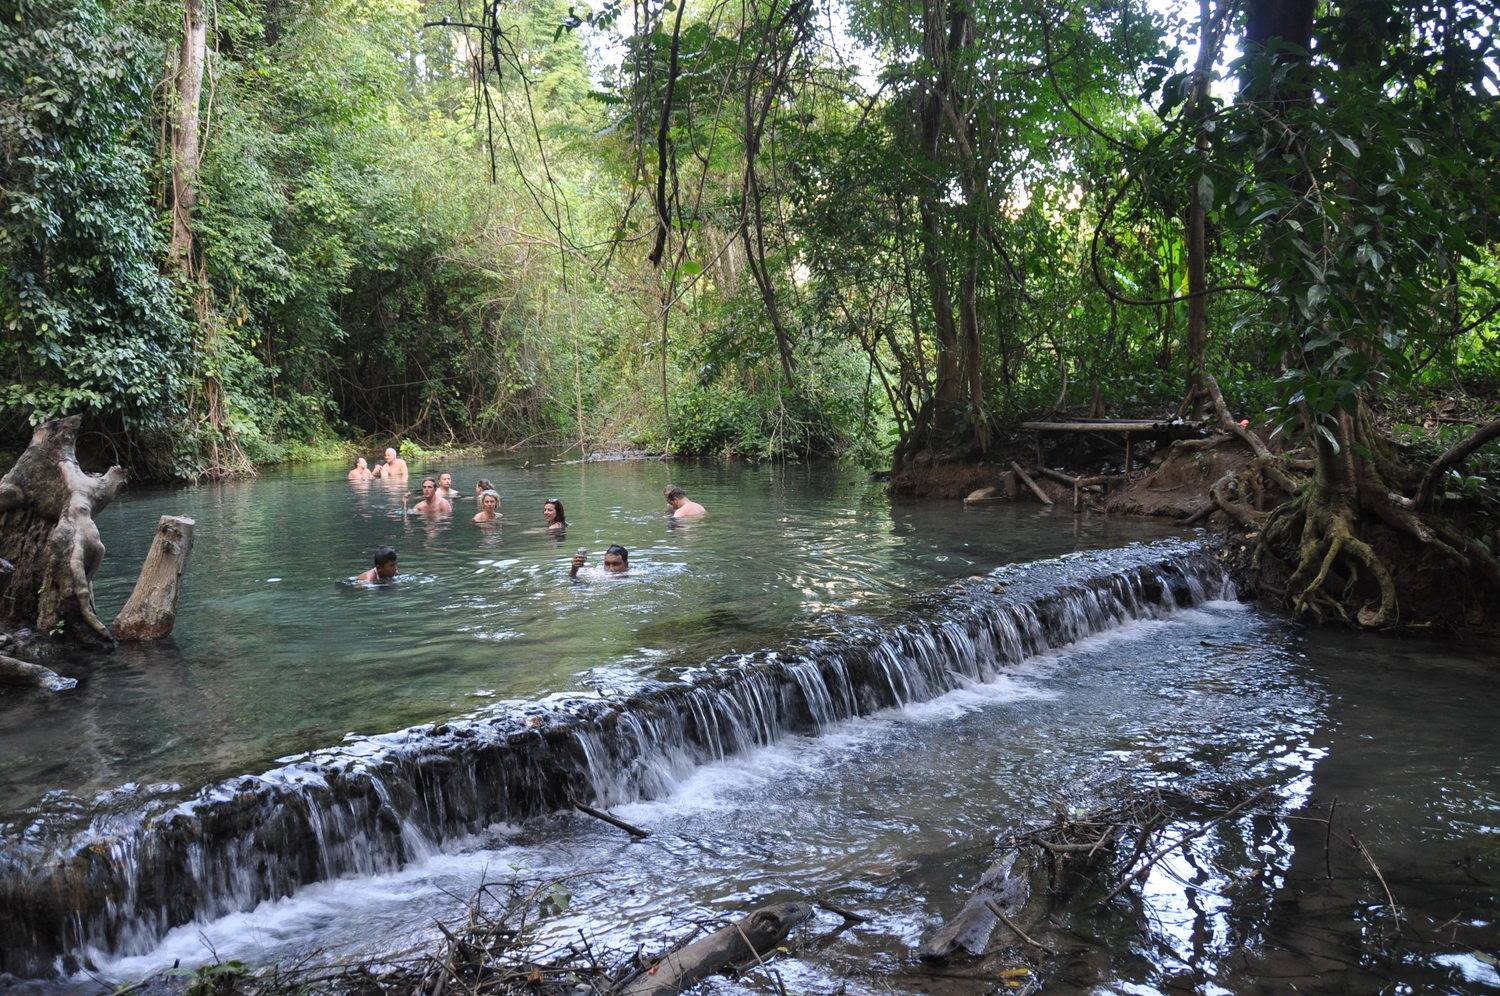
[113,515,195,641]
[0,416,126,643]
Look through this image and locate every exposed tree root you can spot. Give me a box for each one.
[1196,378,1497,630]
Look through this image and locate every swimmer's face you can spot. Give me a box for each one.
[543,502,558,522]
[482,494,498,512]
[385,448,398,462]
[440,474,453,489]
[356,457,368,468]
[375,559,398,580]
[421,480,436,498]
[603,552,627,572]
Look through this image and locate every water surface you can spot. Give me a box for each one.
[0,454,1180,818]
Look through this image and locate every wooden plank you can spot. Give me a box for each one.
[1021,420,1165,433]
[1009,462,1053,505]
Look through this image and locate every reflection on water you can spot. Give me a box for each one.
[0,454,1181,817]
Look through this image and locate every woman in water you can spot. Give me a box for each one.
[473,489,502,523]
[543,497,567,531]
[474,479,495,498]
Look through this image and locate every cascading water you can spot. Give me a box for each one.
[0,539,1228,978]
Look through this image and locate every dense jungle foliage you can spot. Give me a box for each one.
[1,0,1495,479]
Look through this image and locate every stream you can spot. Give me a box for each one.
[0,455,1496,992]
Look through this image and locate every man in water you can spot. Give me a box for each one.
[356,547,399,583]
[374,446,409,481]
[347,457,373,481]
[403,478,451,515]
[570,544,628,579]
[664,485,706,518]
[438,472,461,499]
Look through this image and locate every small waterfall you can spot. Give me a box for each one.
[0,539,1226,978]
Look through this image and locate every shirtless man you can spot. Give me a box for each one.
[402,478,451,515]
[570,544,628,579]
[374,446,409,481]
[355,547,399,583]
[347,457,373,481]
[438,472,461,499]
[664,485,706,518]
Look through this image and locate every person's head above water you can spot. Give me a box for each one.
[355,457,368,469]
[384,447,399,462]
[664,485,687,508]
[421,478,436,498]
[603,544,628,572]
[475,479,494,494]
[439,472,454,490]
[479,489,500,512]
[544,497,567,527]
[372,546,398,580]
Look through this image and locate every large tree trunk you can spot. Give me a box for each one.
[0,417,127,644]
[168,0,206,276]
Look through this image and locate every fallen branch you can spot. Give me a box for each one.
[919,851,1032,961]
[574,802,652,839]
[1010,463,1054,506]
[0,653,76,691]
[621,900,810,995]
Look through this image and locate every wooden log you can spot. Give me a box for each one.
[1124,432,1133,473]
[622,900,810,995]
[1009,463,1053,505]
[113,515,195,641]
[964,486,1002,504]
[1021,420,1168,433]
[0,653,76,691]
[1035,467,1080,488]
[918,851,1032,961]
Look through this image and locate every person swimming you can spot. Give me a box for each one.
[474,479,495,498]
[473,489,501,522]
[347,457,373,481]
[355,546,398,583]
[438,472,460,499]
[543,497,567,531]
[373,446,408,480]
[402,477,451,515]
[569,544,627,579]
[664,485,706,518]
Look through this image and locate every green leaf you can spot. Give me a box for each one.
[1336,134,1360,158]
[1196,173,1214,211]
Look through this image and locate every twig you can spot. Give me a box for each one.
[1347,830,1403,931]
[984,899,1052,953]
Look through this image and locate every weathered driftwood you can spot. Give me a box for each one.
[0,653,76,691]
[918,851,1033,962]
[964,485,1004,504]
[0,416,126,643]
[113,515,195,641]
[1009,462,1053,506]
[622,900,810,995]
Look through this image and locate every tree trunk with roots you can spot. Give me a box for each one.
[0,417,127,644]
[1199,377,1500,628]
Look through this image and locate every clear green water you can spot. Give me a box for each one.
[0,453,1183,817]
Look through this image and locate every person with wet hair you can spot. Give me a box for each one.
[543,497,567,531]
[570,544,628,579]
[474,479,495,498]
[402,477,451,515]
[347,456,373,481]
[473,489,502,523]
[355,547,399,584]
[664,485,706,519]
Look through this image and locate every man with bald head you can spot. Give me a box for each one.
[374,445,409,481]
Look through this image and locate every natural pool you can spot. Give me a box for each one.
[1,454,1181,819]
[1,455,1496,992]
